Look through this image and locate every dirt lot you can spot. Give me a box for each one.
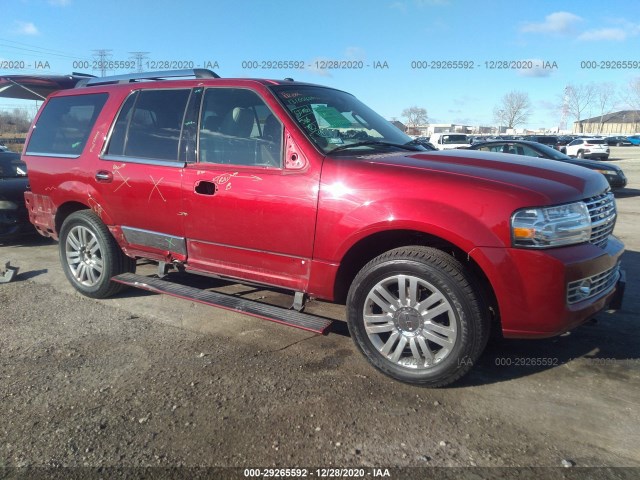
[1,148,639,479]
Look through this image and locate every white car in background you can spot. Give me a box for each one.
[429,133,470,150]
[565,138,610,160]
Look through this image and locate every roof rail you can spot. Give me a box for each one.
[75,69,220,87]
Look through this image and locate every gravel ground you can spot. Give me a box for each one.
[1,148,639,480]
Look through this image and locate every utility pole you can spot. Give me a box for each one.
[129,51,150,73]
[92,49,112,77]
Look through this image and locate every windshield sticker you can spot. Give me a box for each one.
[292,105,318,134]
[327,137,344,144]
[314,106,352,128]
[284,95,315,106]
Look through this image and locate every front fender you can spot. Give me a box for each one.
[314,196,507,262]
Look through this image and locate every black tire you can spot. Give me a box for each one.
[617,142,623,147]
[346,246,490,387]
[59,210,135,298]
[577,150,585,159]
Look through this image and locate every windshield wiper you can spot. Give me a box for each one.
[330,140,423,153]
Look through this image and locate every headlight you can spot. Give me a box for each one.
[0,200,18,210]
[511,202,591,248]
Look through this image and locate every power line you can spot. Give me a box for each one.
[129,51,150,73]
[92,49,112,77]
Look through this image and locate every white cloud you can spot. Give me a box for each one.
[521,12,583,35]
[13,21,39,35]
[578,28,628,42]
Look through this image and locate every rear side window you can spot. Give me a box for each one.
[26,93,108,157]
[105,89,190,161]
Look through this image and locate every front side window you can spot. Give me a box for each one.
[271,85,422,155]
[198,88,283,167]
[105,89,190,161]
[26,93,108,157]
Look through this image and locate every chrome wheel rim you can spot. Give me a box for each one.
[65,226,104,287]
[363,274,457,369]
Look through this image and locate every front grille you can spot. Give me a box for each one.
[584,192,616,249]
[567,263,620,304]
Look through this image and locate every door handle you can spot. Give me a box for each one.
[194,180,217,195]
[95,171,113,183]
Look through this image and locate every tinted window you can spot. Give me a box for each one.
[26,93,108,157]
[441,134,468,144]
[588,139,606,145]
[106,89,190,161]
[198,88,282,167]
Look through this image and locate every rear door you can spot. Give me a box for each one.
[96,88,192,260]
[181,86,321,291]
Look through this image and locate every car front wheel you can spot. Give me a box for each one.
[59,210,135,298]
[346,246,490,387]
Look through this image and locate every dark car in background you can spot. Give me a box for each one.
[605,136,633,146]
[524,135,560,150]
[0,152,34,242]
[469,140,627,190]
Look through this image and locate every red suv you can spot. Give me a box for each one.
[7,69,625,387]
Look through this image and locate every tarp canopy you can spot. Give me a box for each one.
[0,74,94,101]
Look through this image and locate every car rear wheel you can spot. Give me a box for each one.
[59,210,135,298]
[346,246,490,387]
[577,150,585,159]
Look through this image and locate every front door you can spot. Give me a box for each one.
[181,87,320,291]
[95,88,192,259]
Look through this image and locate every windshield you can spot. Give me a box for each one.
[531,142,572,160]
[271,85,418,154]
[0,153,27,178]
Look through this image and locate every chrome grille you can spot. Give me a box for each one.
[567,263,620,304]
[585,192,616,248]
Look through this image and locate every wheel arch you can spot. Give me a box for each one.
[332,229,500,333]
[55,201,92,234]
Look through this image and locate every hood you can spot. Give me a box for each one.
[352,149,609,204]
[562,157,621,172]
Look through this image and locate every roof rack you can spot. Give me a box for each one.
[75,69,220,87]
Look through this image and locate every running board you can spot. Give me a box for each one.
[111,272,333,335]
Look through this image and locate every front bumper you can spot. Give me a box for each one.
[471,235,625,338]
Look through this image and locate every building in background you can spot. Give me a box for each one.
[573,110,640,135]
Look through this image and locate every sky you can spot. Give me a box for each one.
[2,0,640,130]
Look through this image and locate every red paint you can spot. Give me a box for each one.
[21,77,624,338]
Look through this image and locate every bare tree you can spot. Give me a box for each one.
[564,83,596,133]
[493,91,531,130]
[401,106,428,135]
[0,109,32,134]
[622,77,640,132]
[594,83,618,133]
